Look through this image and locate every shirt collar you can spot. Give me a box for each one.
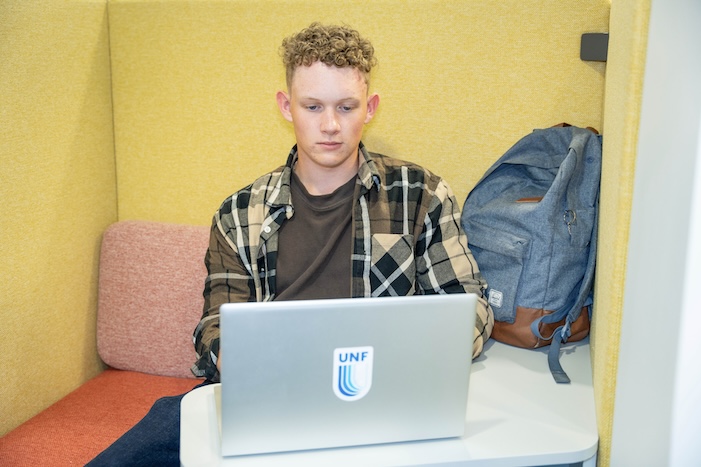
[270,142,380,209]
[357,142,381,193]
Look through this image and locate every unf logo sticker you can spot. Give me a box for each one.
[332,346,374,401]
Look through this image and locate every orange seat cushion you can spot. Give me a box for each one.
[0,369,201,466]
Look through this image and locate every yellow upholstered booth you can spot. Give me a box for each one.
[1,0,658,465]
[592,1,651,464]
[0,0,117,436]
[108,0,609,224]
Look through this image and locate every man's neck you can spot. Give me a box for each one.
[294,152,361,196]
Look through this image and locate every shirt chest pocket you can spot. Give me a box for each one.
[370,234,416,296]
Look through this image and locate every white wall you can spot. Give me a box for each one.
[610,0,701,465]
[669,110,701,467]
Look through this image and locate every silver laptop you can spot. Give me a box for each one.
[218,293,477,457]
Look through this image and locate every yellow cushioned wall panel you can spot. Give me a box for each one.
[594,1,651,465]
[0,0,116,435]
[109,0,610,225]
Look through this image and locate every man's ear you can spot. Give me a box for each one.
[365,93,380,123]
[276,91,293,122]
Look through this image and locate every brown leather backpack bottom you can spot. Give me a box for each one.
[492,306,590,348]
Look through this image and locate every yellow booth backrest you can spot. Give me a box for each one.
[109,0,610,225]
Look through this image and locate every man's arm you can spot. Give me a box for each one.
[415,179,494,358]
[192,218,254,381]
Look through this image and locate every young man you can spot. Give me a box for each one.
[191,22,493,381]
[89,23,493,466]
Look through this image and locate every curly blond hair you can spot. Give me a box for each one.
[280,23,377,89]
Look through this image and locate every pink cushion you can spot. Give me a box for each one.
[97,220,210,378]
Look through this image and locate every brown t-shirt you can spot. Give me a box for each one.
[274,172,355,300]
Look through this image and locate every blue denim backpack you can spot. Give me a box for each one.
[461,125,602,383]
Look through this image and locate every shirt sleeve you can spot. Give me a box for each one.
[415,179,495,359]
[191,217,255,381]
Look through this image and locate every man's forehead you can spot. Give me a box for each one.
[289,62,368,90]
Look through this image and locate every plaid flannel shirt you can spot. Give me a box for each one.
[192,143,494,380]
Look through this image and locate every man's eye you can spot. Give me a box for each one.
[340,106,354,112]
[306,105,320,111]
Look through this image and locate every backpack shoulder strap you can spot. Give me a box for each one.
[529,127,602,383]
[539,208,598,383]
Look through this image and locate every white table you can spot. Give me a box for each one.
[181,339,598,466]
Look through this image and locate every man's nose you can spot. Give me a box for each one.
[321,110,340,133]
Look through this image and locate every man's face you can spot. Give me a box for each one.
[277,62,379,190]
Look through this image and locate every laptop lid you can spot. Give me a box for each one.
[219,293,477,457]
